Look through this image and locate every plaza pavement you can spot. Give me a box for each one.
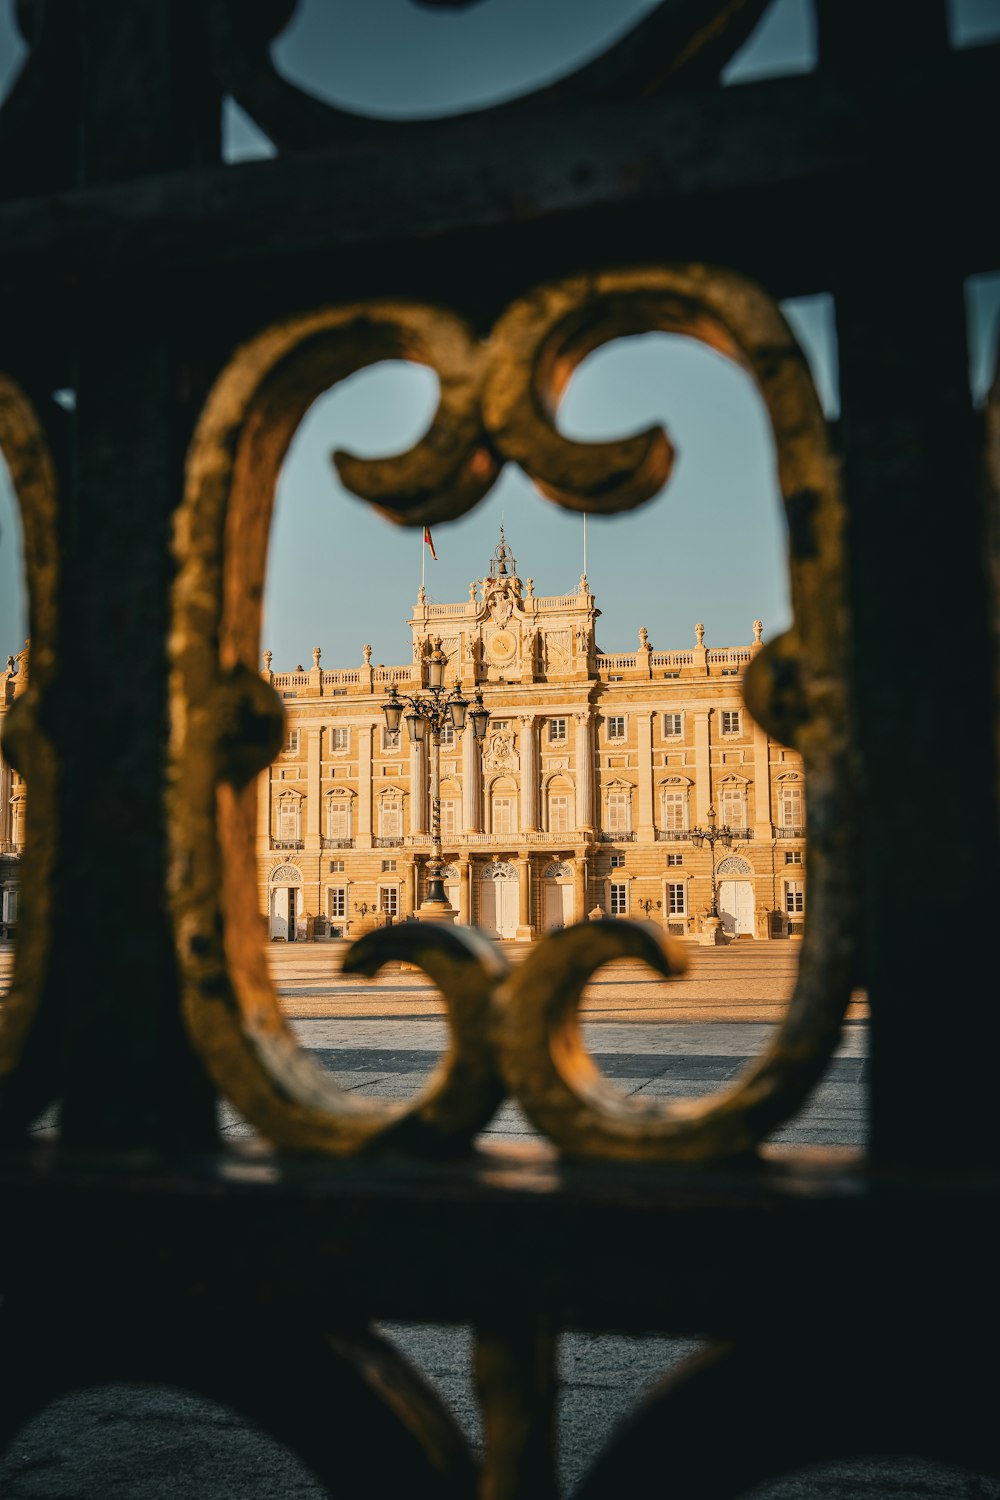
[7,939,975,1499]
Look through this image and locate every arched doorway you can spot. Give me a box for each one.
[541,860,574,930]
[479,859,518,940]
[269,863,304,941]
[717,856,754,937]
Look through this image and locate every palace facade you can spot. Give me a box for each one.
[256,533,807,944]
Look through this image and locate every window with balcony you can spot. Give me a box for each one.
[380,801,403,839]
[549,793,572,834]
[660,790,688,832]
[492,796,516,837]
[605,789,631,834]
[719,786,747,830]
[276,798,301,842]
[440,800,460,837]
[779,782,805,831]
[326,799,352,841]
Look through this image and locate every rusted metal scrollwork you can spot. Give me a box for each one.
[169,263,857,1157]
[0,376,60,1134]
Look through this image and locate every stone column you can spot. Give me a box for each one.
[693,709,712,824]
[257,767,271,849]
[410,738,427,833]
[516,854,533,940]
[463,722,483,832]
[636,711,654,841]
[574,855,588,926]
[518,713,539,832]
[458,858,471,924]
[357,723,373,846]
[574,712,594,833]
[305,726,321,850]
[753,718,773,841]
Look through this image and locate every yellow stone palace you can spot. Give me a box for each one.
[254,532,806,944]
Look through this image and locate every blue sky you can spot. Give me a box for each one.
[1,0,998,665]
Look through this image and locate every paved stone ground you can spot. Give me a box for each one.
[4,940,991,1497]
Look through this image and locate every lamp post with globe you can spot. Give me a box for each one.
[383,637,489,921]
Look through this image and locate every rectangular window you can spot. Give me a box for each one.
[548,718,567,743]
[277,802,299,840]
[492,720,510,732]
[328,886,347,919]
[661,790,687,831]
[666,852,683,866]
[667,882,686,915]
[610,882,628,916]
[780,783,804,829]
[379,886,399,918]
[549,793,572,833]
[606,715,626,741]
[382,727,402,752]
[380,802,403,838]
[440,800,460,837]
[282,729,299,754]
[327,801,351,840]
[720,710,741,736]
[329,726,350,752]
[606,790,630,833]
[329,859,345,873]
[719,788,747,830]
[785,880,805,914]
[438,724,456,749]
[785,850,803,865]
[662,712,682,737]
[492,797,516,837]
[610,853,625,869]
[381,858,396,872]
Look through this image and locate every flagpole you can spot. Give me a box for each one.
[583,513,587,579]
[421,529,426,592]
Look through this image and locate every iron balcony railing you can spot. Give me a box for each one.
[270,838,304,850]
[321,837,355,849]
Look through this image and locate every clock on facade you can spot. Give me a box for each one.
[488,629,517,664]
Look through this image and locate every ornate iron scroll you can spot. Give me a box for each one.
[166,264,859,1159]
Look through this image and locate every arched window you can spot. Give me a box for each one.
[546,776,574,834]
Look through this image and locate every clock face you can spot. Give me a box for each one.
[489,629,517,663]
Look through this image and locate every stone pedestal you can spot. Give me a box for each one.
[414,898,457,926]
[700,915,726,946]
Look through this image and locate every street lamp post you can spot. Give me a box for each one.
[689,804,734,943]
[383,636,489,922]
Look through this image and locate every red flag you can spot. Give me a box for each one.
[423,526,437,561]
